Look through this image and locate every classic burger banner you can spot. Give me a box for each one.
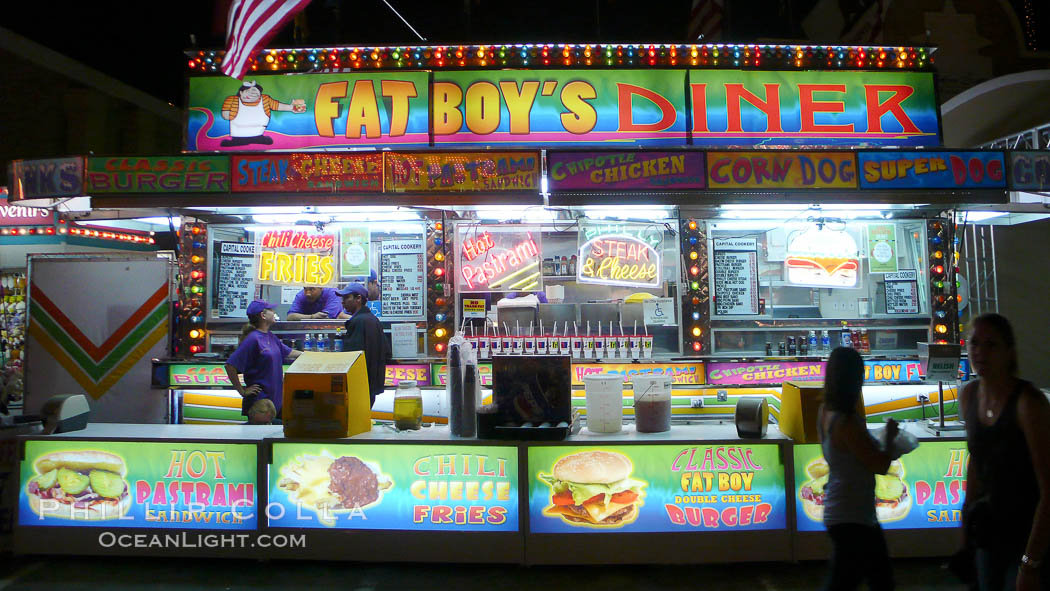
[19,441,258,529]
[267,443,518,531]
[528,445,786,533]
[794,441,967,531]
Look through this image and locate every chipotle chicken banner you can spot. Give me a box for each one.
[19,440,258,529]
[528,444,786,533]
[268,443,519,531]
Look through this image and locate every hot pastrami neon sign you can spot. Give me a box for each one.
[456,226,542,293]
[577,235,660,288]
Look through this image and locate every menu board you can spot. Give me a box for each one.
[268,442,518,531]
[884,270,919,314]
[528,444,786,533]
[379,239,425,321]
[20,440,258,529]
[214,241,256,318]
[712,238,759,316]
[795,441,967,531]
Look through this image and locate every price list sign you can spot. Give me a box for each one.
[380,239,425,321]
[884,270,920,314]
[214,241,256,318]
[713,238,759,316]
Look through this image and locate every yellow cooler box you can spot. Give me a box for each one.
[778,380,865,443]
[283,351,373,438]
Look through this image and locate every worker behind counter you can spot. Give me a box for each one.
[336,283,389,407]
[285,286,349,321]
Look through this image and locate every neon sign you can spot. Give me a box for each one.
[456,226,542,293]
[255,226,338,287]
[577,235,660,288]
[784,227,859,288]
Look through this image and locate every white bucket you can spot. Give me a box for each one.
[631,374,672,433]
[583,375,625,433]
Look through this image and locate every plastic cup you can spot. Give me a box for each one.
[631,374,672,433]
[490,336,503,355]
[512,337,524,355]
[524,336,536,355]
[571,337,584,358]
[536,336,548,355]
[477,336,490,359]
[629,335,642,359]
[642,335,654,359]
[584,375,625,433]
[502,337,514,355]
[616,336,629,359]
[590,336,602,359]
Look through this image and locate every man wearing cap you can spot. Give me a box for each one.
[337,283,388,406]
[224,299,302,419]
[286,286,348,321]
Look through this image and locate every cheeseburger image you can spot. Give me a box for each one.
[26,451,130,520]
[784,227,860,288]
[539,450,646,527]
[799,457,911,523]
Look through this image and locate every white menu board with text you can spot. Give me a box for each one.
[214,241,256,318]
[884,270,920,314]
[713,238,759,316]
[380,239,426,321]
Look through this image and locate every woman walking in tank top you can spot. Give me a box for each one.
[819,346,899,590]
[961,313,1050,591]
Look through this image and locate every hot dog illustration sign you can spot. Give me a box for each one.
[528,444,786,533]
[19,441,258,529]
[268,443,518,531]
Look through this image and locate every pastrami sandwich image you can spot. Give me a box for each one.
[784,227,860,288]
[539,450,646,527]
[26,451,130,520]
[799,457,911,523]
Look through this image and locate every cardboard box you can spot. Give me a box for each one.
[778,380,865,443]
[283,351,372,438]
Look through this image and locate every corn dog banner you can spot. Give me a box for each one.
[794,440,967,531]
[268,443,518,531]
[528,444,786,533]
[19,440,258,529]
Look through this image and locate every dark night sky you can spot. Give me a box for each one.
[2,0,1046,107]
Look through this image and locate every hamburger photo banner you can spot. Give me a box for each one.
[794,441,967,531]
[528,445,786,533]
[19,440,258,529]
[268,443,519,531]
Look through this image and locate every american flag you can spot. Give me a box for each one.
[221,0,313,80]
[688,0,725,41]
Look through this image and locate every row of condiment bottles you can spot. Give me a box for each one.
[765,327,871,356]
[541,255,577,276]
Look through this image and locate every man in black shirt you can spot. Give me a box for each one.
[336,283,388,406]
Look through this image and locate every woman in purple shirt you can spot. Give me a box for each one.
[224,299,302,418]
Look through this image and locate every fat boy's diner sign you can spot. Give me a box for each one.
[187,70,939,150]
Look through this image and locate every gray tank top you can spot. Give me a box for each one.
[820,411,877,526]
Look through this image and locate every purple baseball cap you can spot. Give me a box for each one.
[246,299,276,316]
[335,283,368,299]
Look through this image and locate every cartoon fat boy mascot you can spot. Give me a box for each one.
[220,80,306,147]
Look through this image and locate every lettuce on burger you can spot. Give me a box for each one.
[875,460,910,522]
[539,450,646,527]
[26,450,130,521]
